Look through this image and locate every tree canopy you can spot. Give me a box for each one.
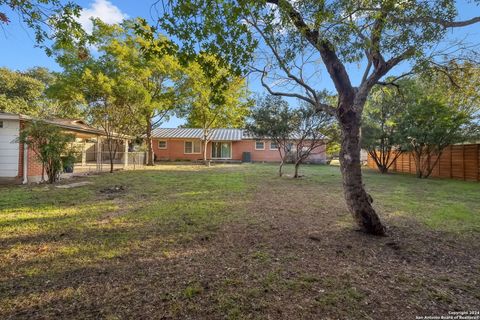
[180,55,252,162]
[247,95,294,176]
[362,82,407,173]
[0,68,45,116]
[0,0,88,55]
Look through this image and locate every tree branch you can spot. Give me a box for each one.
[254,67,336,116]
[266,0,354,98]
[396,16,480,28]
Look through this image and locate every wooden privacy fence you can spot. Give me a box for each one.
[367,144,480,181]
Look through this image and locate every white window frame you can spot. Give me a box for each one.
[269,141,278,150]
[184,140,201,154]
[255,140,265,150]
[158,140,167,149]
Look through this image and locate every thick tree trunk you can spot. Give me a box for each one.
[339,107,386,236]
[146,120,154,166]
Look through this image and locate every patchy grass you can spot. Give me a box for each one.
[0,163,479,319]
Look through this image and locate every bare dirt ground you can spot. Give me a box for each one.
[1,165,479,319]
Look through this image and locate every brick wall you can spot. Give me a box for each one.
[17,120,45,181]
[27,146,45,177]
[152,138,326,163]
[153,139,207,161]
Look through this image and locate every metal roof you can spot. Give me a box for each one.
[152,128,327,141]
[242,129,327,140]
[151,128,244,141]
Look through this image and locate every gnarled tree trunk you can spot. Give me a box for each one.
[338,105,386,236]
[278,159,284,177]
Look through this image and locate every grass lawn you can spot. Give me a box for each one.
[1,164,479,319]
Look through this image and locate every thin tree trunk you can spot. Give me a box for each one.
[110,155,114,173]
[146,117,154,166]
[339,109,385,236]
[293,161,301,178]
[203,137,210,167]
[379,164,388,174]
[413,149,423,178]
[277,147,284,177]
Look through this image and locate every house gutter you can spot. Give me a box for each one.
[22,143,28,184]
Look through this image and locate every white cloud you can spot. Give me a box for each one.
[78,0,128,33]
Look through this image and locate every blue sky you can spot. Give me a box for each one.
[1,0,479,127]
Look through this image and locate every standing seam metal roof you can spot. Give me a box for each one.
[151,128,327,141]
[151,128,244,141]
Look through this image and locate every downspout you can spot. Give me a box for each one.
[22,143,28,184]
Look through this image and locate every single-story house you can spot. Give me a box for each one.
[0,112,130,184]
[151,128,327,163]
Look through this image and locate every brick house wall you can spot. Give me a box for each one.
[16,120,48,182]
[152,138,326,163]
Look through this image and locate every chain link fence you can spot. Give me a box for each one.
[71,151,146,174]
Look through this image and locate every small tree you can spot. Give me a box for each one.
[18,121,75,183]
[398,96,477,178]
[362,84,406,174]
[183,56,251,165]
[52,20,144,173]
[246,95,294,177]
[290,105,332,178]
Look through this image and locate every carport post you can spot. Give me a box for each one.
[81,141,87,166]
[96,137,102,171]
[123,139,129,169]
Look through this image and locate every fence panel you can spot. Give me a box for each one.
[72,151,146,173]
[366,144,480,181]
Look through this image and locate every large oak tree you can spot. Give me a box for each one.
[151,0,480,235]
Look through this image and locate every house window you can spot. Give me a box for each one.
[0,121,3,128]
[158,140,167,149]
[270,142,278,150]
[184,140,201,154]
[286,143,294,152]
[255,141,265,150]
[211,142,232,159]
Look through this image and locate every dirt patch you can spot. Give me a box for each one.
[97,185,127,201]
[99,185,127,194]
